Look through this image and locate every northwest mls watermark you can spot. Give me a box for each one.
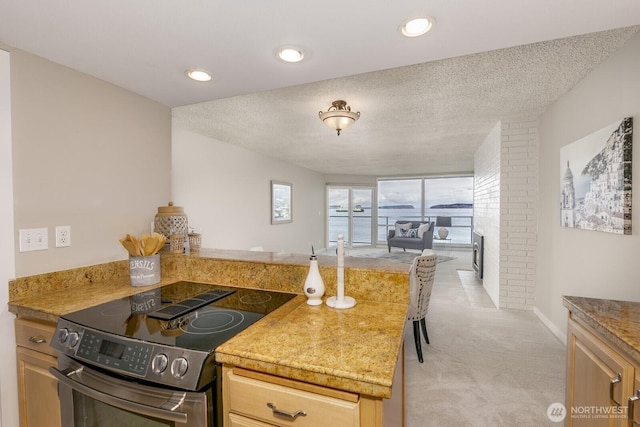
[547,402,627,423]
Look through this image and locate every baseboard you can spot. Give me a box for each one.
[533,306,566,345]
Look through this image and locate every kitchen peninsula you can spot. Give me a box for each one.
[9,249,410,427]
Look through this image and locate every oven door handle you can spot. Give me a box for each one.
[50,367,189,423]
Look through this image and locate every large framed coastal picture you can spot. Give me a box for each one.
[560,117,633,235]
[271,181,292,224]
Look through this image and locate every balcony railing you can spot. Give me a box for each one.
[328,214,473,247]
[378,215,473,246]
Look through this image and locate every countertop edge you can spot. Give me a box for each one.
[215,353,394,398]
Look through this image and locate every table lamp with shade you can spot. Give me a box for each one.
[436,216,452,239]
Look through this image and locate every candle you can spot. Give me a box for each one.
[337,234,345,300]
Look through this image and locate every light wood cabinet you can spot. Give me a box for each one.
[566,316,636,427]
[630,375,640,426]
[224,367,360,427]
[229,413,275,427]
[15,319,60,427]
[223,343,404,427]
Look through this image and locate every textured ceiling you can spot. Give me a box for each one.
[1,1,639,175]
[174,27,640,175]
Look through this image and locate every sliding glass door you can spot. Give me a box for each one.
[326,186,375,248]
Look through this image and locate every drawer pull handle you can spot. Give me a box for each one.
[267,402,307,420]
[28,336,47,344]
[610,372,622,407]
[628,389,640,427]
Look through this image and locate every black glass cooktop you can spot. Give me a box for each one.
[61,281,295,353]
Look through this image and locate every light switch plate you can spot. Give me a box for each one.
[19,228,48,252]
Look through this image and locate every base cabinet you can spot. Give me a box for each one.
[229,413,278,427]
[631,376,640,426]
[15,319,60,427]
[565,317,636,427]
[223,366,401,427]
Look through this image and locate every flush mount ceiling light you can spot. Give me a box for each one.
[401,16,435,37]
[185,69,212,82]
[319,100,360,136]
[277,46,305,63]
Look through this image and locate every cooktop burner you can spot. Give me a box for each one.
[60,281,294,353]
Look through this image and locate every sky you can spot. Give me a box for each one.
[378,177,473,207]
[329,176,474,207]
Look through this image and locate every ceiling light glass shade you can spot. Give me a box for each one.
[186,69,212,82]
[278,47,304,63]
[401,16,435,37]
[319,100,360,136]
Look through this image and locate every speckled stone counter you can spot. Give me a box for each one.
[9,249,409,321]
[563,296,640,365]
[8,249,409,398]
[216,295,405,398]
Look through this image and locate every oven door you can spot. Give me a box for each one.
[50,355,212,427]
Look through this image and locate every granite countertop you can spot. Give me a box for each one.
[216,295,406,398]
[9,249,409,399]
[9,276,169,323]
[563,295,640,365]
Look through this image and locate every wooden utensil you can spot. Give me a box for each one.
[119,237,138,257]
[120,232,166,257]
[128,234,142,256]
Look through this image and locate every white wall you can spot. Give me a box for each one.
[3,46,172,424]
[324,174,377,186]
[473,122,502,307]
[0,48,18,427]
[7,45,172,277]
[172,128,325,254]
[536,31,640,338]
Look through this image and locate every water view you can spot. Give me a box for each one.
[328,176,474,247]
[329,206,473,246]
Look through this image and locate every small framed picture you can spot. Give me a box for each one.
[271,181,292,224]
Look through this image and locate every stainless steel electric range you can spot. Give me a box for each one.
[50,281,295,427]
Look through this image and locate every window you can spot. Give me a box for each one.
[377,176,473,244]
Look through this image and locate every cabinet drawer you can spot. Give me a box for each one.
[229,413,274,427]
[227,370,360,427]
[15,319,57,358]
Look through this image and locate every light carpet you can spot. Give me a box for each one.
[404,251,566,427]
[340,247,566,426]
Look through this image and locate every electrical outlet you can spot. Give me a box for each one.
[55,226,71,247]
[19,228,48,252]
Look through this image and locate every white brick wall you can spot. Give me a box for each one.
[473,118,538,310]
[473,122,501,307]
[499,119,538,310]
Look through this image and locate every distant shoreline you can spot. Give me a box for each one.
[429,203,473,209]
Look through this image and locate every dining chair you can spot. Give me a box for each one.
[407,249,437,363]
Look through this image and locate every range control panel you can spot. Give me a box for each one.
[75,329,153,376]
[51,318,212,391]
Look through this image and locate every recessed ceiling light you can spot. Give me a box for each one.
[277,47,305,63]
[401,16,435,38]
[186,69,212,82]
